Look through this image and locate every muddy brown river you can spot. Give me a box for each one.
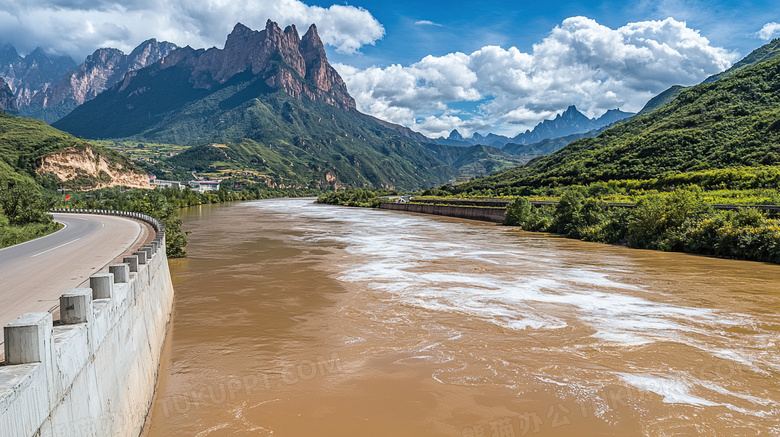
[142,198,780,436]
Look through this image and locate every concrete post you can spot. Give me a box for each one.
[124,255,139,272]
[90,273,114,299]
[133,250,147,265]
[142,246,153,259]
[3,312,53,365]
[60,289,93,324]
[109,264,130,283]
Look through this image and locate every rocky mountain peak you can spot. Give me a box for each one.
[284,24,301,41]
[301,24,326,64]
[225,23,255,49]
[0,77,17,112]
[266,19,282,35]
[0,45,76,108]
[27,47,48,63]
[185,20,354,109]
[558,105,589,122]
[0,44,19,64]
[126,39,178,71]
[448,129,465,141]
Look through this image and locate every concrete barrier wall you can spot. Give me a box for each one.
[0,210,175,437]
[380,202,506,223]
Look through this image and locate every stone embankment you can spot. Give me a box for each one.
[379,202,507,223]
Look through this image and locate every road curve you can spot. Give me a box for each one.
[0,213,148,330]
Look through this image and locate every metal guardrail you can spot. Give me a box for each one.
[52,208,166,237]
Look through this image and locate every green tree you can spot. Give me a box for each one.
[504,197,533,227]
[0,182,55,226]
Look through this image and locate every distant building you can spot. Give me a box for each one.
[189,180,221,193]
[152,180,184,190]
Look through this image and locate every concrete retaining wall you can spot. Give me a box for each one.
[0,210,175,437]
[380,202,506,223]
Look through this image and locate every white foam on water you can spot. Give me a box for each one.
[617,372,780,418]
[617,373,717,406]
[250,199,778,413]
[252,200,762,348]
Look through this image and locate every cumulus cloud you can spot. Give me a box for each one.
[757,22,780,40]
[0,0,384,59]
[415,20,443,27]
[336,16,737,137]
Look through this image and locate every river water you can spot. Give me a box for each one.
[142,198,780,436]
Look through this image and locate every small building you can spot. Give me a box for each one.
[189,180,221,193]
[152,180,184,190]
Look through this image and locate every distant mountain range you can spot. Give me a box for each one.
[457,38,780,192]
[51,21,528,189]
[433,106,634,148]
[9,24,773,192]
[0,40,177,123]
[0,45,76,109]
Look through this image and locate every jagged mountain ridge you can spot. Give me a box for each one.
[20,39,178,123]
[145,20,354,109]
[56,20,356,140]
[0,46,76,108]
[433,106,633,148]
[0,39,178,123]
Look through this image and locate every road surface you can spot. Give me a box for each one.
[0,213,148,331]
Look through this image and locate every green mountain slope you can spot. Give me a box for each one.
[635,85,688,116]
[60,78,456,188]
[0,111,146,188]
[703,38,780,84]
[637,39,780,116]
[456,54,780,192]
[421,143,526,176]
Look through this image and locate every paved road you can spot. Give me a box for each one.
[0,213,147,331]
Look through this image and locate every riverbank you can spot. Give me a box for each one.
[318,188,780,264]
[379,202,506,223]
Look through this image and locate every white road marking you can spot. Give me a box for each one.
[31,238,81,258]
[0,221,69,253]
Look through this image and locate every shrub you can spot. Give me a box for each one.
[627,188,712,249]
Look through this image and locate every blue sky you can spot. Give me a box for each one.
[1,0,779,137]
[318,0,780,69]
[323,0,780,137]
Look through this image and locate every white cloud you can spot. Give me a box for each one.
[757,22,780,40]
[336,16,737,138]
[0,0,384,59]
[415,20,443,27]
